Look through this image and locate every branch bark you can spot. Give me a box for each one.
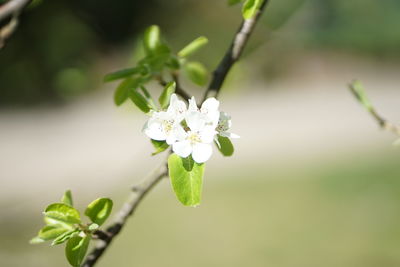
[0,0,31,49]
[83,1,269,266]
[204,0,269,100]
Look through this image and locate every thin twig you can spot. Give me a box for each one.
[0,0,31,49]
[204,0,269,100]
[83,1,270,266]
[349,81,400,137]
[157,75,191,101]
[82,160,168,267]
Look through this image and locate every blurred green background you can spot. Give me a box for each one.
[1,0,400,266]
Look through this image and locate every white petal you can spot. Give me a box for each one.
[188,96,198,112]
[192,143,212,163]
[186,111,206,132]
[168,94,187,121]
[172,140,192,158]
[144,119,167,141]
[200,126,217,143]
[201,98,219,114]
[166,125,187,145]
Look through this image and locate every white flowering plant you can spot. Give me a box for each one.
[30,0,265,264]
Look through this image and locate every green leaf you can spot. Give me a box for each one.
[242,0,262,19]
[129,89,151,113]
[228,0,243,5]
[168,154,205,207]
[85,198,113,226]
[52,229,79,246]
[143,25,170,56]
[178,36,209,58]
[158,81,176,109]
[216,136,234,156]
[65,235,91,267]
[103,67,141,82]
[349,80,373,111]
[30,236,46,244]
[44,203,81,226]
[151,140,169,155]
[38,225,69,241]
[88,223,99,231]
[61,190,73,207]
[184,61,208,86]
[114,78,138,106]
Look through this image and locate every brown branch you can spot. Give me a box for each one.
[82,161,168,267]
[83,2,270,266]
[204,0,269,100]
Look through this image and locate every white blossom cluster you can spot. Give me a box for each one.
[143,94,239,163]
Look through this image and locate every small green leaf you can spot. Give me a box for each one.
[143,25,170,56]
[88,223,99,231]
[52,229,79,246]
[114,78,138,106]
[65,235,91,267]
[184,61,208,86]
[44,203,81,226]
[168,154,205,207]
[159,81,176,109]
[228,0,243,6]
[61,190,73,207]
[349,80,373,111]
[151,140,169,155]
[30,236,46,244]
[37,225,69,241]
[129,89,151,113]
[178,36,208,58]
[85,198,113,226]
[103,67,141,82]
[242,0,262,19]
[216,136,234,156]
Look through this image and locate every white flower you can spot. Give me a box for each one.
[172,97,219,163]
[143,94,187,145]
[216,111,240,138]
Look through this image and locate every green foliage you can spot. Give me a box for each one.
[349,80,373,111]
[129,89,151,113]
[178,37,209,58]
[228,0,244,6]
[159,81,176,109]
[216,136,235,156]
[65,235,91,267]
[31,191,114,266]
[61,190,73,206]
[242,0,263,19]
[151,140,169,155]
[168,154,205,207]
[104,67,142,82]
[184,61,208,86]
[85,198,113,226]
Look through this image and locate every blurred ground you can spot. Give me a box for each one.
[1,52,400,267]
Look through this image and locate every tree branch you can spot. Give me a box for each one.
[0,0,31,49]
[82,161,168,267]
[83,1,270,266]
[204,0,269,100]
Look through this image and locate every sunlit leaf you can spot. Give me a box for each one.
[242,0,262,19]
[158,81,176,109]
[51,229,79,246]
[44,203,81,226]
[61,190,73,207]
[85,198,113,226]
[178,36,208,58]
[151,140,169,156]
[168,154,205,206]
[184,61,208,86]
[216,136,234,156]
[65,235,91,267]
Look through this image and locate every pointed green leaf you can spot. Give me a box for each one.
[159,81,176,109]
[85,198,113,226]
[143,25,161,54]
[30,236,46,244]
[178,36,208,58]
[242,0,262,19]
[168,154,205,207]
[216,136,234,156]
[184,61,208,86]
[151,140,169,155]
[65,235,91,267]
[37,225,69,241]
[103,67,141,82]
[44,203,81,226]
[61,190,73,207]
[114,78,138,106]
[349,80,373,111]
[129,89,151,113]
[88,223,99,231]
[52,229,79,246]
